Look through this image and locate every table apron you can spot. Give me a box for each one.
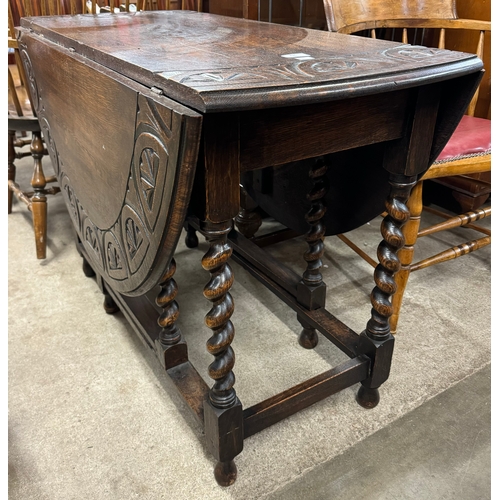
[239,89,411,170]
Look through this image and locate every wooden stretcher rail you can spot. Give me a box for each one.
[243,355,369,438]
[102,237,366,435]
[104,281,210,424]
[227,229,360,357]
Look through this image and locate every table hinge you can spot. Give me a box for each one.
[151,86,163,95]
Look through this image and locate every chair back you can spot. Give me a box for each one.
[321,0,490,117]
[9,0,200,23]
[323,0,458,33]
[8,0,203,117]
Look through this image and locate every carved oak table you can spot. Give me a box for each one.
[18,11,483,486]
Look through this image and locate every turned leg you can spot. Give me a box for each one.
[30,131,48,260]
[184,222,199,248]
[235,185,262,239]
[8,130,16,214]
[390,180,423,334]
[201,220,243,487]
[297,316,318,350]
[154,258,188,369]
[297,157,329,349]
[103,292,119,314]
[357,174,416,409]
[82,256,96,277]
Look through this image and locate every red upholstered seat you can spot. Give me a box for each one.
[436,115,491,163]
[321,0,491,335]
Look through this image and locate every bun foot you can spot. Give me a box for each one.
[298,326,318,349]
[185,227,199,248]
[82,258,95,277]
[103,293,119,315]
[214,460,237,487]
[356,385,380,409]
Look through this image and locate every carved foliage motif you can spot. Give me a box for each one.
[19,44,176,291]
[19,47,40,115]
[69,94,173,286]
[139,147,160,211]
[162,46,448,88]
[133,120,171,233]
[126,217,143,258]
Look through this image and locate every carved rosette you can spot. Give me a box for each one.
[383,46,444,61]
[162,45,451,89]
[366,176,416,340]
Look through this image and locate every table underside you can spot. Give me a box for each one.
[78,221,370,440]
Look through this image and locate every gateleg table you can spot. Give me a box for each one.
[18,10,483,486]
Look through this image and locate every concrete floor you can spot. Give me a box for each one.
[269,365,491,500]
[8,150,491,499]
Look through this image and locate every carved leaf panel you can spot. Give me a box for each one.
[19,31,203,295]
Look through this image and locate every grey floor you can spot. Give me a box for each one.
[8,151,491,499]
[269,365,491,500]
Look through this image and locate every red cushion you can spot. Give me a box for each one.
[436,115,491,162]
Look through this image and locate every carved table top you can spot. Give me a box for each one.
[17,12,483,297]
[20,10,482,112]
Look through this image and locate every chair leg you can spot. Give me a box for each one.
[8,131,16,214]
[390,180,424,334]
[30,131,48,260]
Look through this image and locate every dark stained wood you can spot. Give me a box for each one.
[228,228,301,297]
[18,11,485,487]
[156,260,182,347]
[297,156,328,307]
[365,175,416,339]
[20,11,482,113]
[103,291,120,314]
[242,147,391,237]
[91,269,209,424]
[383,84,442,177]
[155,259,190,370]
[24,38,138,227]
[167,362,209,424]
[228,230,361,357]
[239,91,409,170]
[234,185,262,239]
[203,113,240,223]
[203,397,243,486]
[20,30,202,295]
[320,0,490,334]
[104,284,161,351]
[200,220,238,409]
[254,228,300,248]
[243,356,369,438]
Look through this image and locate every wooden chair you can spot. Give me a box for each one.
[321,0,491,333]
[85,0,202,13]
[7,0,66,260]
[8,0,203,261]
